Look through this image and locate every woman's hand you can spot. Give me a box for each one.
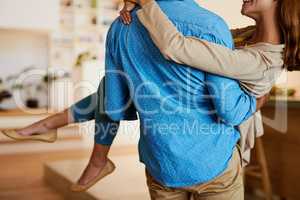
[256,93,270,111]
[120,1,136,25]
[126,0,152,7]
[120,0,153,25]
[138,0,153,6]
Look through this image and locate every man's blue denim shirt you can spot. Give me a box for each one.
[104,0,256,187]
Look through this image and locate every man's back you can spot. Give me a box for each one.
[105,0,255,187]
[106,0,233,120]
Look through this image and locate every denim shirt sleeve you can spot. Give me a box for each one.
[92,21,138,146]
[202,34,257,126]
[105,21,138,121]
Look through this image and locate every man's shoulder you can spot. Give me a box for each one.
[158,1,224,25]
[159,1,233,47]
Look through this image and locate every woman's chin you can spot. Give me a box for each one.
[241,5,250,14]
[241,9,249,17]
[241,9,246,16]
[241,8,255,19]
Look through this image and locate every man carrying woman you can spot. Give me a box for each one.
[2,0,299,199]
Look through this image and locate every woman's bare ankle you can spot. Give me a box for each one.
[16,110,70,136]
[17,122,50,136]
[90,155,108,168]
[89,144,110,167]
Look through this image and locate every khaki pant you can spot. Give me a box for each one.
[145,147,244,200]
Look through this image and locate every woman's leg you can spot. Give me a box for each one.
[16,109,71,136]
[76,110,121,186]
[76,115,120,186]
[17,92,98,136]
[76,143,112,185]
[75,78,121,185]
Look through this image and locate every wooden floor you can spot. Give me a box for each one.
[0,146,264,200]
[0,146,137,200]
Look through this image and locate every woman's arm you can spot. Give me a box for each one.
[136,1,273,82]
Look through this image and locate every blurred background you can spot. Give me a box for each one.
[0,0,299,200]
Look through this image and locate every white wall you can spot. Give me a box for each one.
[288,73,300,88]
[199,0,254,28]
[0,0,59,32]
[279,71,300,89]
[0,29,48,79]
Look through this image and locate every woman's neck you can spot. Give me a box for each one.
[250,14,282,45]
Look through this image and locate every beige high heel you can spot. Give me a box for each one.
[1,129,58,143]
[70,159,116,192]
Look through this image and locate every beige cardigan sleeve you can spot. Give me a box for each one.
[136,1,281,84]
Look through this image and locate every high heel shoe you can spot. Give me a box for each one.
[70,159,116,192]
[1,129,58,143]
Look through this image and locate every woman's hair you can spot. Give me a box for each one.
[278,0,300,71]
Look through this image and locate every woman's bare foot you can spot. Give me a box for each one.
[16,109,71,136]
[77,158,108,186]
[16,122,50,136]
[76,144,111,186]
